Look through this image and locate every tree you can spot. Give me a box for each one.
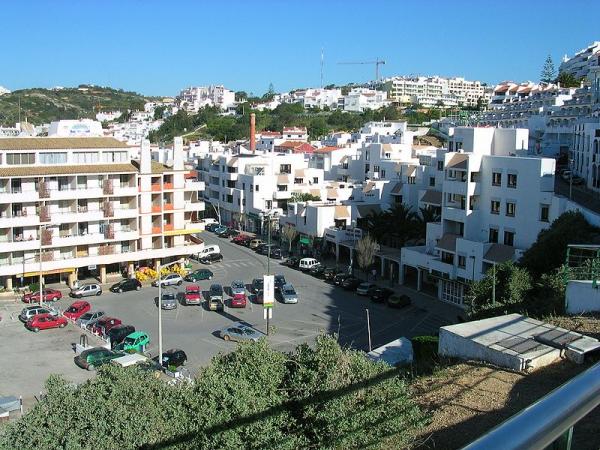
[540,55,556,83]
[234,91,248,102]
[281,225,298,254]
[356,234,377,279]
[290,192,321,202]
[153,105,166,120]
[556,71,581,88]
[0,337,426,449]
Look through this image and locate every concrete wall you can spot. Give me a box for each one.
[566,280,600,314]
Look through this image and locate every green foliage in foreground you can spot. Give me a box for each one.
[0,336,426,450]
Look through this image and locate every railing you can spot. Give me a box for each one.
[164,203,174,211]
[104,225,115,239]
[103,179,114,195]
[163,182,174,190]
[103,202,114,218]
[39,182,50,198]
[462,362,600,450]
[99,245,115,256]
[164,224,174,231]
[39,206,51,223]
[152,226,161,234]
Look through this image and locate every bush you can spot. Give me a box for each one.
[411,336,439,363]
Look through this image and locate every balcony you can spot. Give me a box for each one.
[163,182,174,190]
[40,206,51,223]
[41,228,53,246]
[151,184,161,192]
[103,179,114,195]
[104,224,115,240]
[164,224,174,232]
[99,245,115,256]
[184,202,205,212]
[103,202,114,218]
[113,206,137,219]
[185,180,204,191]
[151,205,162,213]
[152,226,161,234]
[163,203,174,211]
[39,182,50,199]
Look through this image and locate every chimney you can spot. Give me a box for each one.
[173,136,184,170]
[140,139,151,174]
[250,113,256,153]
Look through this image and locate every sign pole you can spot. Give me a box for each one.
[366,308,372,352]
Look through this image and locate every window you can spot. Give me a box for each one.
[492,172,502,186]
[449,141,454,152]
[313,177,319,184]
[507,173,517,188]
[506,201,516,217]
[102,151,127,163]
[490,200,500,214]
[381,169,386,178]
[294,178,303,184]
[365,163,370,174]
[540,204,550,222]
[242,199,246,206]
[373,165,380,173]
[255,184,259,192]
[408,176,416,185]
[489,228,498,243]
[437,161,444,171]
[279,164,291,174]
[7,153,35,165]
[458,255,466,269]
[504,231,515,246]
[429,177,436,187]
[39,152,67,164]
[470,172,478,182]
[265,200,272,209]
[277,185,288,192]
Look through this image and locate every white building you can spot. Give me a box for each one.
[400,127,559,305]
[385,76,491,108]
[0,136,205,290]
[343,88,389,112]
[177,85,236,112]
[0,86,10,96]
[559,42,600,81]
[95,111,123,122]
[48,120,104,137]
[290,88,342,109]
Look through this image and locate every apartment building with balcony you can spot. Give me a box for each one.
[401,127,559,306]
[0,136,205,290]
[559,41,600,81]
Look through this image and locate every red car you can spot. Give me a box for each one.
[22,288,62,303]
[64,300,91,320]
[230,293,247,308]
[232,235,252,245]
[90,317,122,337]
[184,285,202,305]
[25,313,67,332]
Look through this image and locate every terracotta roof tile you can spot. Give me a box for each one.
[0,163,137,177]
[0,137,130,150]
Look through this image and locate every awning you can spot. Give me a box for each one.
[390,182,403,195]
[226,157,238,167]
[334,205,350,219]
[295,169,306,177]
[326,190,339,199]
[420,189,442,205]
[356,204,382,218]
[483,244,515,263]
[405,165,417,177]
[436,233,459,252]
[310,189,321,197]
[277,174,290,184]
[446,153,468,170]
[363,182,375,193]
[299,236,311,245]
[163,228,203,236]
[21,267,75,277]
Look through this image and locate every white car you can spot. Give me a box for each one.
[230,280,246,296]
[76,310,106,329]
[152,273,183,287]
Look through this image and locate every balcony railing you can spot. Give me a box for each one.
[152,226,161,234]
[99,245,115,256]
[103,202,114,218]
[151,205,161,213]
[41,229,53,246]
[39,182,50,198]
[163,182,174,189]
[39,206,51,223]
[104,225,115,239]
[103,179,114,195]
[151,184,161,192]
[164,224,174,231]
[163,203,174,211]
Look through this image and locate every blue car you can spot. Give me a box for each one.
[213,225,227,234]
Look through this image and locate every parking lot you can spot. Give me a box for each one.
[0,231,454,405]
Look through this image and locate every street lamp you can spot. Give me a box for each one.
[156,259,184,362]
[350,220,357,275]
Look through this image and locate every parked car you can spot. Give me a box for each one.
[232,234,252,245]
[208,284,224,311]
[572,176,585,185]
[197,244,221,259]
[161,348,187,369]
[282,257,299,268]
[356,282,377,296]
[75,347,125,371]
[254,289,264,304]
[110,278,142,293]
[213,225,228,234]
[70,283,102,298]
[152,273,183,287]
[205,223,220,232]
[90,317,122,337]
[387,294,411,309]
[230,293,247,308]
[107,324,136,349]
[76,310,106,329]
[185,268,213,281]
[370,287,395,303]
[269,247,283,259]
[22,288,62,303]
[251,278,263,293]
[19,305,59,322]
[115,331,150,353]
[25,313,67,332]
[342,276,362,290]
[160,293,178,310]
[199,253,223,265]
[255,243,268,254]
[323,268,339,281]
[230,280,246,296]
[299,258,320,272]
[561,170,572,182]
[249,239,265,250]
[184,285,202,305]
[279,284,298,304]
[219,322,263,343]
[333,273,351,286]
[309,264,325,277]
[63,301,91,320]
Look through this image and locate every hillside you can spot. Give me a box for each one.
[0,85,152,126]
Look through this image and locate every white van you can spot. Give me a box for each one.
[197,245,221,259]
[299,258,320,271]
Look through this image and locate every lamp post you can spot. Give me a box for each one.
[156,259,184,361]
[350,220,357,275]
[569,158,574,200]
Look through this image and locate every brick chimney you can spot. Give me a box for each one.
[250,113,256,153]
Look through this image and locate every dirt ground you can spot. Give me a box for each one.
[410,356,599,449]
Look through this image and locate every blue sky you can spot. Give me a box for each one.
[2,0,599,96]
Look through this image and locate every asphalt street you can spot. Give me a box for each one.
[0,231,450,403]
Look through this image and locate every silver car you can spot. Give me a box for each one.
[230,280,246,296]
[161,293,178,310]
[152,273,183,287]
[70,283,102,298]
[356,282,376,296]
[76,310,106,329]
[219,322,263,343]
[19,305,59,322]
[280,283,298,304]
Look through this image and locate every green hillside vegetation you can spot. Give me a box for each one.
[149,102,443,144]
[0,85,152,126]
